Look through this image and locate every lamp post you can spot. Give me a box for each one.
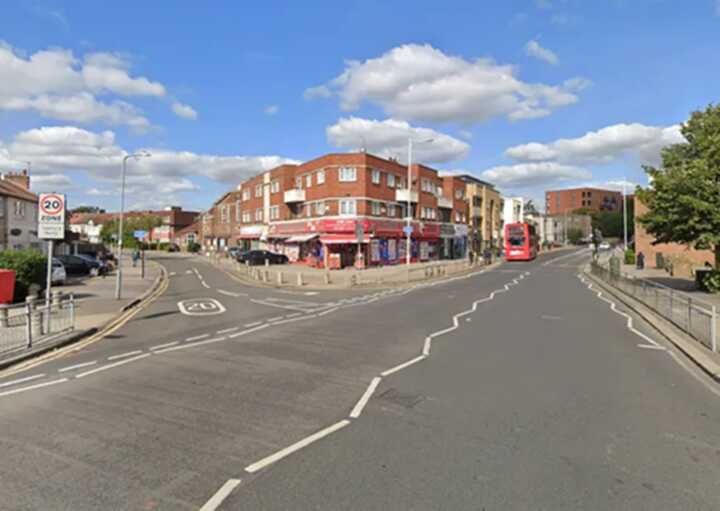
[405,137,433,266]
[622,178,628,249]
[115,151,151,300]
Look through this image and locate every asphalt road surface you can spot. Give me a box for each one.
[1,250,718,510]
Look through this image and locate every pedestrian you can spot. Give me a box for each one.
[468,250,475,265]
[483,248,492,266]
[132,249,140,268]
[636,251,645,270]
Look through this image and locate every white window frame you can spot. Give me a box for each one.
[387,173,396,188]
[255,184,262,198]
[421,178,433,193]
[221,205,229,224]
[339,199,357,216]
[269,205,280,220]
[255,208,263,222]
[295,176,302,189]
[14,200,25,217]
[306,174,312,187]
[316,169,325,185]
[270,180,280,193]
[388,204,397,217]
[371,169,381,184]
[242,189,251,201]
[315,201,325,215]
[371,201,382,215]
[235,201,241,222]
[339,166,357,182]
[242,211,251,223]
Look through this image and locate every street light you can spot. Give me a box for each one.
[115,151,151,300]
[406,137,434,266]
[622,177,628,249]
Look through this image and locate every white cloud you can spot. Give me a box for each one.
[480,162,590,187]
[303,85,332,100]
[524,40,559,65]
[29,174,73,191]
[0,42,172,127]
[504,123,684,166]
[326,117,470,163]
[0,126,298,185]
[305,44,588,124]
[172,102,198,120]
[264,105,279,115]
[458,129,473,140]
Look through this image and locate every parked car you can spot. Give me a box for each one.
[51,258,66,285]
[228,246,243,259]
[237,249,288,265]
[598,242,611,250]
[167,243,180,252]
[56,255,93,276]
[75,254,108,275]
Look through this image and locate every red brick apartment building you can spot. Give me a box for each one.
[200,152,469,268]
[545,187,623,215]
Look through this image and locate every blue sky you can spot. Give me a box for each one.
[1,0,719,211]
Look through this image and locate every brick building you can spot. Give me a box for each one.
[452,175,502,252]
[634,198,712,275]
[545,187,622,215]
[201,152,470,268]
[0,170,40,251]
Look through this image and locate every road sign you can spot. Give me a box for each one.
[38,193,66,240]
[134,230,148,240]
[403,225,413,235]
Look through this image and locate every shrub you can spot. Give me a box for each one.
[624,249,636,265]
[187,241,201,253]
[157,242,170,251]
[703,269,720,294]
[0,249,46,302]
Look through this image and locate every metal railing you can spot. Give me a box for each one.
[0,292,76,359]
[590,263,717,352]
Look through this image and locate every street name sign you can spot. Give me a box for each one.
[38,193,66,240]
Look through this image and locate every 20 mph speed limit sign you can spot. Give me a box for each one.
[38,193,66,240]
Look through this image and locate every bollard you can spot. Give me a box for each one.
[324,272,330,285]
[27,296,43,344]
[277,271,283,285]
[246,260,250,275]
[25,298,33,348]
[297,273,304,286]
[265,258,270,267]
[0,304,8,328]
[264,270,270,282]
[52,290,62,309]
[69,293,76,330]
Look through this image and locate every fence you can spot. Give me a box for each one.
[589,262,717,352]
[0,292,76,360]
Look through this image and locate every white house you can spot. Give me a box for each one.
[0,170,41,251]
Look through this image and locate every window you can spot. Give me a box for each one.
[255,184,262,198]
[14,200,25,217]
[255,208,263,221]
[371,201,382,215]
[242,189,251,201]
[221,205,229,223]
[421,178,434,193]
[235,201,241,222]
[422,207,436,219]
[587,191,592,198]
[436,186,443,197]
[305,174,312,188]
[339,166,357,182]
[455,211,462,222]
[305,204,312,217]
[371,169,381,184]
[242,211,251,223]
[315,201,325,215]
[295,176,302,189]
[270,180,280,193]
[269,206,280,220]
[387,173,396,188]
[339,199,356,216]
[455,188,464,200]
[388,204,397,217]
[317,169,325,184]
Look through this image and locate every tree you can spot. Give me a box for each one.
[637,104,720,268]
[72,206,105,214]
[100,215,163,249]
[567,227,584,245]
[524,199,539,215]
[0,249,46,302]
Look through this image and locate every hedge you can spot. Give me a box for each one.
[0,249,46,302]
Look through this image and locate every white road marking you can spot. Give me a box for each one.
[269,314,316,325]
[186,333,210,342]
[0,373,46,388]
[285,312,302,318]
[150,341,179,351]
[422,337,432,356]
[201,280,211,289]
[638,344,666,350]
[381,355,427,377]
[243,321,262,328]
[541,315,563,321]
[199,479,242,511]
[178,298,226,316]
[543,248,591,266]
[186,270,193,274]
[169,271,177,276]
[76,353,151,378]
[349,377,382,418]
[245,420,351,473]
[217,326,239,334]
[266,315,284,322]
[107,350,143,361]
[228,323,270,338]
[217,289,249,297]
[154,336,227,353]
[0,377,67,397]
[250,299,312,312]
[316,307,339,316]
[58,361,97,373]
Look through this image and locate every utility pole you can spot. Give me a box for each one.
[622,178,628,249]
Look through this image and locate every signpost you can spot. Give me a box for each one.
[355,222,364,268]
[133,230,148,279]
[38,193,66,333]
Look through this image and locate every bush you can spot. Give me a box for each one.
[0,249,46,302]
[567,228,584,245]
[624,249,636,265]
[702,269,720,293]
[187,241,201,253]
[157,242,170,251]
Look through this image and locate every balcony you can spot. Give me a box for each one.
[284,189,306,203]
[437,196,453,209]
[472,206,482,217]
[395,189,419,203]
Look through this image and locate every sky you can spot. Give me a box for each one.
[1,0,719,212]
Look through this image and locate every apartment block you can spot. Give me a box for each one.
[545,187,622,215]
[454,175,502,252]
[201,152,470,268]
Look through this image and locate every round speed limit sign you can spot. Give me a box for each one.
[40,194,64,215]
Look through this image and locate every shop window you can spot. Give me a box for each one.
[340,199,356,216]
[339,167,357,182]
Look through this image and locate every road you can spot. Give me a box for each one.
[0,250,719,510]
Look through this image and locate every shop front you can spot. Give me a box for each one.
[236,225,265,251]
[439,224,468,260]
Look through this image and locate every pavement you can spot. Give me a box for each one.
[0,249,718,510]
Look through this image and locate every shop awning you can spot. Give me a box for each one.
[237,233,261,239]
[286,233,319,243]
[267,234,291,239]
[320,234,372,244]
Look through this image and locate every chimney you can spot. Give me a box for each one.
[2,169,30,190]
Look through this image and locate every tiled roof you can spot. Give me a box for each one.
[0,180,37,202]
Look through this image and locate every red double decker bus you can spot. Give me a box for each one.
[504,222,539,261]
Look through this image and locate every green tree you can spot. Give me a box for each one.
[0,249,46,302]
[567,227,584,245]
[524,199,539,215]
[637,104,720,268]
[100,215,163,249]
[71,206,105,214]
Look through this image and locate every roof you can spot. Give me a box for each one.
[0,180,37,202]
[176,222,199,236]
[454,174,498,189]
[69,212,116,225]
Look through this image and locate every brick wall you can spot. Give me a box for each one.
[546,188,622,215]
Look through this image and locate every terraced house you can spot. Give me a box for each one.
[200,152,470,268]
